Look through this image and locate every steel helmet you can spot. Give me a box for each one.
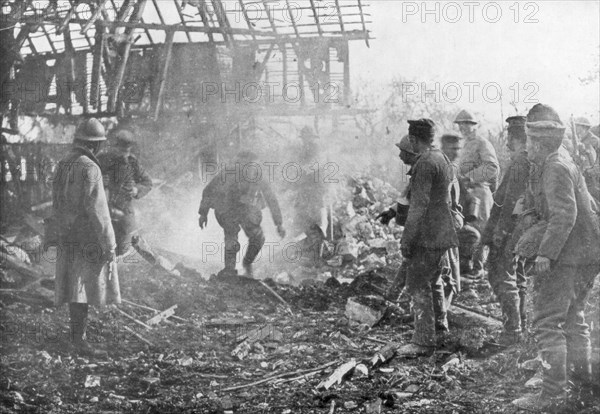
[454,109,477,125]
[74,118,106,141]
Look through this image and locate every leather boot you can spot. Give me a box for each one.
[69,303,107,358]
[568,346,593,397]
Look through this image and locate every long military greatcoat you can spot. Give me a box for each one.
[402,147,458,252]
[458,136,500,228]
[532,147,600,264]
[482,150,530,245]
[52,145,120,306]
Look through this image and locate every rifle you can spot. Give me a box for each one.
[569,114,580,159]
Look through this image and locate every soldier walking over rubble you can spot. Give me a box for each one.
[395,119,458,356]
[481,116,530,345]
[454,110,500,277]
[98,130,153,257]
[512,104,600,410]
[52,118,119,357]
[198,151,286,277]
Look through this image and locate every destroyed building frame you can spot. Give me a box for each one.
[1,0,371,216]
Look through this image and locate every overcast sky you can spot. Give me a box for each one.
[350,0,600,124]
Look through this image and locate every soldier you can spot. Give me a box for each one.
[512,104,600,410]
[380,135,420,302]
[454,110,500,277]
[52,118,119,357]
[481,116,530,345]
[98,130,152,256]
[573,116,600,201]
[289,127,327,263]
[198,151,286,277]
[396,119,458,356]
[441,134,481,277]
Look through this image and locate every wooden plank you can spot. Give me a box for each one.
[316,359,356,390]
[115,306,153,330]
[145,304,177,326]
[152,28,174,120]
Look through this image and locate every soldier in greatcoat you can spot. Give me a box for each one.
[52,118,119,357]
[512,104,600,410]
[481,116,530,345]
[395,119,458,356]
[455,110,500,276]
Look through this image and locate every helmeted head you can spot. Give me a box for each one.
[525,104,565,163]
[74,118,106,155]
[454,109,477,138]
[74,118,106,142]
[574,116,592,139]
[574,117,591,128]
[395,134,418,165]
[234,150,260,181]
[113,129,135,158]
[441,134,462,162]
[505,115,527,152]
[407,118,436,150]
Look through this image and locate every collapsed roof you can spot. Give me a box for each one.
[1,0,371,121]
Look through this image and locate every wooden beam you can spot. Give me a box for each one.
[8,17,277,37]
[210,0,232,45]
[308,0,322,36]
[238,0,257,43]
[356,0,369,47]
[285,0,300,39]
[334,0,345,34]
[108,0,148,112]
[57,7,76,35]
[173,0,192,42]
[90,23,104,110]
[342,41,349,105]
[195,0,214,43]
[81,0,109,34]
[153,29,175,120]
[40,25,57,54]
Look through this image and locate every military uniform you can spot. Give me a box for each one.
[52,119,118,356]
[482,116,531,338]
[198,158,283,274]
[402,120,458,347]
[454,110,500,274]
[98,149,152,255]
[513,105,600,408]
[458,136,499,230]
[580,130,600,201]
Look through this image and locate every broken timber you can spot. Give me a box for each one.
[145,304,178,326]
[131,236,181,277]
[316,358,357,390]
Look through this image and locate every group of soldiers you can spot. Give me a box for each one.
[382,105,600,410]
[49,103,599,410]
